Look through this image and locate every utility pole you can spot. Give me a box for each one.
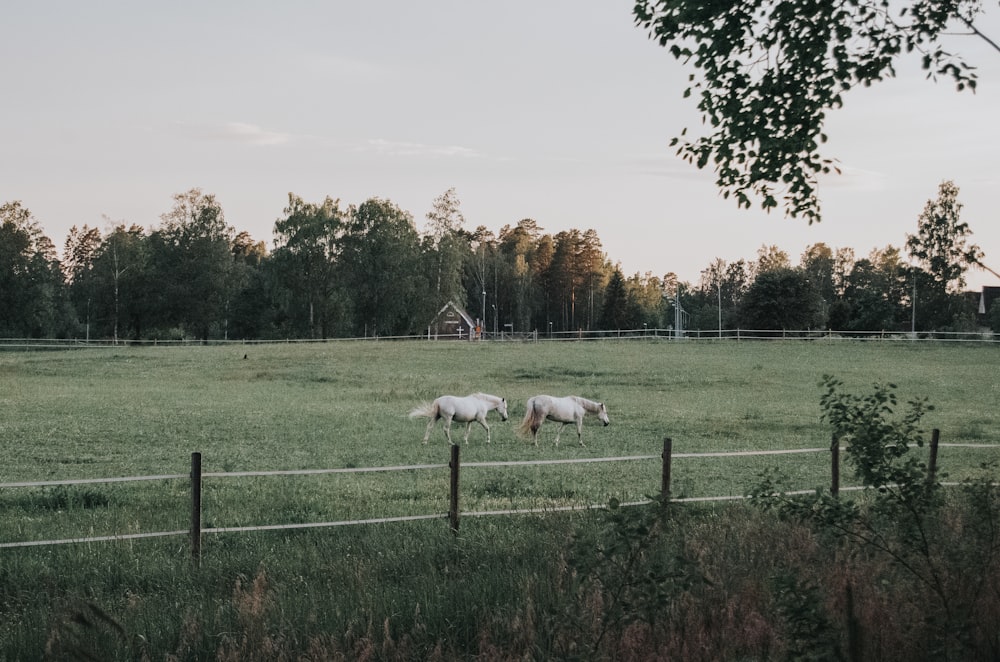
[674,284,684,339]
[717,282,722,338]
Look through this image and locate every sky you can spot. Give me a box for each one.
[3,2,999,291]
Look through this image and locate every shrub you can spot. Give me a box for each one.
[750,376,1000,659]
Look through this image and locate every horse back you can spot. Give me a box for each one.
[446,395,484,422]
[530,396,583,423]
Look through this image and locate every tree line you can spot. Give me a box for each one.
[1,181,994,341]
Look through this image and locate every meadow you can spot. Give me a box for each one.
[1,339,999,660]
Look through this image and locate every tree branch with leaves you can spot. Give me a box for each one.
[634,0,996,223]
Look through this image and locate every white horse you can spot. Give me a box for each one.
[517,395,610,446]
[409,393,509,445]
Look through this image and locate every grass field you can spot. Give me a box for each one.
[2,339,999,659]
[3,339,999,537]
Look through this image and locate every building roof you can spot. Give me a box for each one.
[979,286,1000,315]
[434,301,475,328]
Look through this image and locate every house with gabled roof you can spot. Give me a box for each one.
[427,301,479,340]
[978,286,1000,326]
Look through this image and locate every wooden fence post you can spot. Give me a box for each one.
[190,452,202,565]
[830,434,840,498]
[927,429,940,486]
[449,444,460,533]
[661,437,672,504]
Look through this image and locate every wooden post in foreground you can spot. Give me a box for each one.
[830,434,840,498]
[661,437,672,504]
[190,452,202,565]
[449,444,460,533]
[927,429,940,486]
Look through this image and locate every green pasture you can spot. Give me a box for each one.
[2,339,1000,659]
[1,339,998,543]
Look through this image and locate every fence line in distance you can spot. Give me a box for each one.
[16,444,992,489]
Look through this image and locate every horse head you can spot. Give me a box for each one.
[597,402,610,426]
[497,397,509,421]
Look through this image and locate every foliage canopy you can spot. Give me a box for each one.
[633,0,991,223]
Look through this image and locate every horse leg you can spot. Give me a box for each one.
[443,415,454,445]
[423,417,436,444]
[477,413,491,444]
[576,418,586,447]
[463,421,473,444]
[554,423,566,446]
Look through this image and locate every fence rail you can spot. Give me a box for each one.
[2,327,999,350]
[1,436,994,556]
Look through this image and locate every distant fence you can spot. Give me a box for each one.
[3,431,995,561]
[2,328,999,350]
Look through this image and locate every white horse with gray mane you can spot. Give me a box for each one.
[517,395,610,446]
[409,393,509,445]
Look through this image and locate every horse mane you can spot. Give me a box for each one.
[571,396,602,413]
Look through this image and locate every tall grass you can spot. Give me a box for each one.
[2,340,998,659]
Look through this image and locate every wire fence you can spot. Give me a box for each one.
[2,438,995,555]
[1,327,999,350]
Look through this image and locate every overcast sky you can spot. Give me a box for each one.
[4,2,999,290]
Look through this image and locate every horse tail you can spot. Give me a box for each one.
[516,397,540,437]
[408,401,438,420]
